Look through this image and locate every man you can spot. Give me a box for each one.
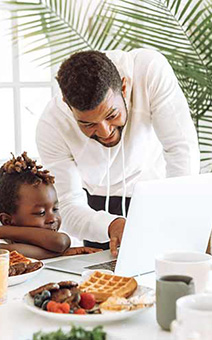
[36,49,200,256]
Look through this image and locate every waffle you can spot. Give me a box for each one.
[9,250,31,265]
[79,271,137,302]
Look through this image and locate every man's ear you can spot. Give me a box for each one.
[121,77,127,99]
[0,213,13,226]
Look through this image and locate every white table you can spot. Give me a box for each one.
[0,264,172,340]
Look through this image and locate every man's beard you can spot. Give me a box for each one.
[90,125,124,147]
[91,96,128,148]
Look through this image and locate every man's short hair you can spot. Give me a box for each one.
[56,51,122,111]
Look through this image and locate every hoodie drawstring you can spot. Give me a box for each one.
[121,136,126,218]
[105,148,111,214]
[105,136,126,218]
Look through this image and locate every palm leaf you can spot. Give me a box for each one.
[197,110,212,171]
[105,0,212,119]
[4,0,124,66]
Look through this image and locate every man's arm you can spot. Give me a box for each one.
[0,226,70,253]
[0,243,61,259]
[36,115,120,245]
[137,50,200,177]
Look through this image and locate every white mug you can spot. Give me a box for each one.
[171,293,212,340]
[155,251,212,293]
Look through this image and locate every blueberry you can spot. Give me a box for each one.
[34,293,41,300]
[41,299,50,310]
[34,294,43,308]
[41,290,51,301]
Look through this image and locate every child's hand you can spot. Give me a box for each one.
[62,247,102,256]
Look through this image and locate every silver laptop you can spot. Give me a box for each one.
[44,174,212,277]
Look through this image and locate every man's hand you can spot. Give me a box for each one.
[62,247,102,256]
[108,218,126,257]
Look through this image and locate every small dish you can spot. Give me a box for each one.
[8,258,44,287]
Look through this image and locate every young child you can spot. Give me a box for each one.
[0,152,100,259]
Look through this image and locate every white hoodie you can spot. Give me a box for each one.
[36,48,200,242]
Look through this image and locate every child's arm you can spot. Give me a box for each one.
[0,242,62,259]
[0,226,70,253]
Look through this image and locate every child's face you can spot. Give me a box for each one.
[11,183,61,231]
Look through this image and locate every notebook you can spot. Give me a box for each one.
[44,174,212,277]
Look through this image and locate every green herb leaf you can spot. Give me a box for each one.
[32,326,106,340]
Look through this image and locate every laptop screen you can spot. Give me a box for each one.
[115,174,212,277]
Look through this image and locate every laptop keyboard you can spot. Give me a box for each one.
[85,259,117,272]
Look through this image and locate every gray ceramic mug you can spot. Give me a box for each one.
[156,275,195,331]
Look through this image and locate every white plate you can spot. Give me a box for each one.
[23,285,154,324]
[8,258,44,287]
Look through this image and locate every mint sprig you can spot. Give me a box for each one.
[33,326,106,340]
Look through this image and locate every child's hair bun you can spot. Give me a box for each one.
[0,151,55,184]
